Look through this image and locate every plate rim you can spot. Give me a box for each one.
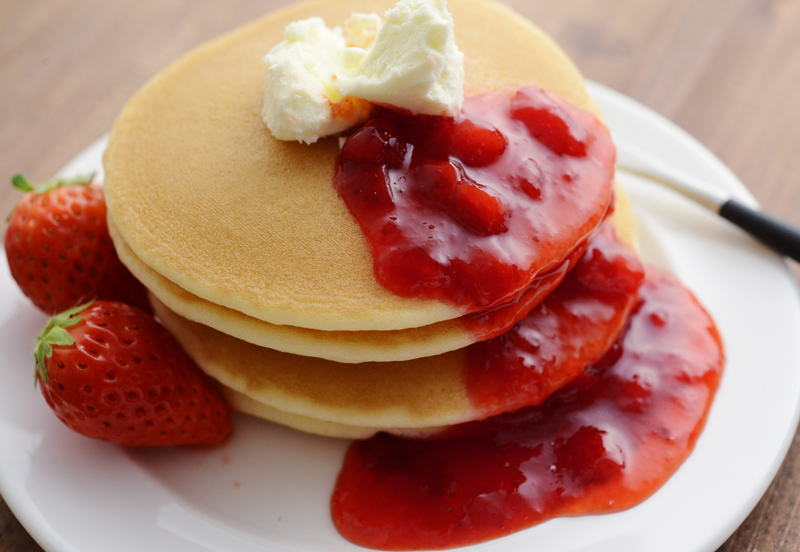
[1,81,799,552]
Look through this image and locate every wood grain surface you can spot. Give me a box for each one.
[2,1,800,551]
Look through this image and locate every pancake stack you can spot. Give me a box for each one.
[103,0,639,439]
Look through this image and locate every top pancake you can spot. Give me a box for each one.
[103,0,604,332]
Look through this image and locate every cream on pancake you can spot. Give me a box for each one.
[103,0,603,333]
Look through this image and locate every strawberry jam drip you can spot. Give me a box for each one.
[467,222,645,416]
[334,87,615,315]
[331,268,724,550]
[458,231,589,342]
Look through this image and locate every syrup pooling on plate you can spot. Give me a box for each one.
[467,223,645,416]
[334,87,616,316]
[331,268,724,550]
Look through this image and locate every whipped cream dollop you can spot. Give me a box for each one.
[261,0,465,144]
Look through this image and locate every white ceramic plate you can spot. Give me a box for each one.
[2,83,800,552]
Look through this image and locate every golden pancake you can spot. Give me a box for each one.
[109,217,471,363]
[150,292,473,431]
[103,0,604,333]
[110,183,635,363]
[149,203,639,439]
[222,387,447,439]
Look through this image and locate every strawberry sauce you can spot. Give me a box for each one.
[334,87,615,322]
[466,222,645,417]
[331,268,724,550]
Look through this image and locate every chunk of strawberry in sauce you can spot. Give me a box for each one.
[448,119,507,167]
[414,161,507,236]
[554,425,625,485]
[335,161,394,215]
[576,241,646,295]
[510,88,588,157]
[509,157,544,200]
[341,119,408,167]
[412,160,458,205]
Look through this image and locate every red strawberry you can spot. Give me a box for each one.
[4,173,150,314]
[34,301,232,446]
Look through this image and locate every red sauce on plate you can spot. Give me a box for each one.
[331,268,723,550]
[334,87,615,322]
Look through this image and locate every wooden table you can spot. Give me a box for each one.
[2,1,799,550]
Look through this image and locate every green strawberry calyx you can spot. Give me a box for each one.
[34,301,94,386]
[12,173,96,195]
[7,173,97,222]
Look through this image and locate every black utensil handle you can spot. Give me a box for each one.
[719,199,800,262]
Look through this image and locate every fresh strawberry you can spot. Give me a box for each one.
[4,173,150,314]
[34,301,232,446]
